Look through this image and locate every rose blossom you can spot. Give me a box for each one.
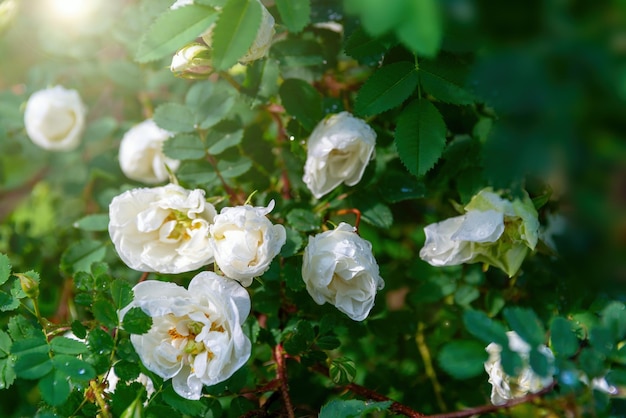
[484,331,554,405]
[170,43,213,78]
[419,188,540,277]
[108,184,216,274]
[118,119,180,184]
[23,85,86,151]
[210,200,286,286]
[302,222,384,321]
[119,272,251,400]
[302,112,376,199]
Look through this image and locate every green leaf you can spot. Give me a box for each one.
[344,28,389,66]
[0,331,11,357]
[329,357,356,385]
[197,83,237,129]
[286,209,320,232]
[279,78,323,131]
[355,61,418,117]
[379,170,425,203]
[60,240,107,275]
[454,284,480,307]
[283,320,315,355]
[212,0,262,70]
[395,0,442,57]
[463,310,509,346]
[529,348,552,377]
[419,57,475,105]
[0,357,16,390]
[136,5,218,63]
[52,355,96,381]
[93,298,119,329]
[206,129,244,155]
[162,385,208,416]
[550,317,579,357]
[280,228,304,258]
[87,328,115,356]
[346,0,406,37]
[111,279,134,311]
[601,301,626,340]
[217,157,253,178]
[73,214,110,232]
[163,134,206,160]
[276,0,310,33]
[50,337,88,355]
[177,161,218,187]
[0,290,19,312]
[14,352,53,379]
[38,370,71,406]
[438,340,488,379]
[316,334,340,350]
[122,307,153,335]
[11,335,49,357]
[395,99,447,177]
[503,307,545,347]
[228,396,255,418]
[0,254,11,286]
[320,400,392,418]
[153,103,197,133]
[500,346,524,376]
[579,347,605,378]
[113,360,141,382]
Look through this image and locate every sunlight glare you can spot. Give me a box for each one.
[48,0,94,22]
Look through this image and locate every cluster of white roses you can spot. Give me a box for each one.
[170,0,275,76]
[484,331,617,405]
[420,188,540,277]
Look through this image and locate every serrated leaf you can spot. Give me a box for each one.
[93,299,119,329]
[419,57,474,105]
[50,337,88,355]
[212,0,262,70]
[0,357,16,390]
[463,310,509,346]
[163,133,206,160]
[329,357,356,385]
[503,307,545,348]
[52,355,96,381]
[207,129,243,155]
[438,340,488,379]
[0,254,11,286]
[280,228,304,258]
[136,5,218,63]
[73,214,110,232]
[550,317,579,357]
[61,240,107,275]
[395,99,447,177]
[163,385,208,416]
[153,103,197,133]
[316,335,340,350]
[344,28,389,66]
[11,335,49,357]
[14,352,53,379]
[39,370,71,406]
[113,360,141,382]
[347,0,406,37]
[217,157,252,178]
[122,307,153,335]
[276,0,310,33]
[0,290,19,312]
[319,399,392,418]
[197,83,237,129]
[0,331,11,357]
[279,78,323,131]
[111,279,134,311]
[355,61,418,117]
[395,0,442,57]
[286,209,320,232]
[601,301,626,340]
[87,328,115,356]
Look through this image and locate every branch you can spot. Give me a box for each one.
[273,344,295,418]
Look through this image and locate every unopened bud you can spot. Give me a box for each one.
[170,43,213,79]
[16,272,39,299]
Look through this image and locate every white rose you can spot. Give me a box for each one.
[210,200,286,286]
[419,188,540,277]
[108,184,216,274]
[119,272,251,400]
[170,0,193,9]
[118,119,180,184]
[23,85,86,151]
[302,222,384,321]
[170,43,213,78]
[484,331,554,406]
[302,112,376,199]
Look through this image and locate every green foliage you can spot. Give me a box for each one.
[354,61,418,117]
[212,0,262,70]
[276,0,310,34]
[438,340,489,379]
[503,307,546,348]
[319,399,392,418]
[279,78,323,131]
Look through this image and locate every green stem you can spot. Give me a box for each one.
[416,322,447,412]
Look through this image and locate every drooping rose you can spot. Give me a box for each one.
[23,85,86,151]
[118,119,180,184]
[119,272,251,400]
[302,112,376,199]
[108,184,216,274]
[419,188,539,277]
[302,222,384,321]
[484,331,554,405]
[210,200,286,287]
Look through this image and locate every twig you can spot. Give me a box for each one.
[335,208,362,231]
[267,103,292,200]
[345,382,425,417]
[138,272,150,283]
[416,322,447,412]
[274,344,295,418]
[424,382,556,418]
[206,153,242,205]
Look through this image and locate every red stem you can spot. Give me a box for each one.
[336,208,362,231]
[274,344,295,418]
[206,154,241,205]
[267,103,292,200]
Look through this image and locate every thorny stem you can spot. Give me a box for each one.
[267,103,293,200]
[90,380,112,418]
[416,322,447,412]
[273,344,295,418]
[218,71,242,92]
[335,208,362,231]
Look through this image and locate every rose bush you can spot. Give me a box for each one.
[484,331,555,405]
[108,184,216,273]
[301,222,384,321]
[119,272,251,400]
[23,85,86,151]
[419,188,539,276]
[210,201,286,286]
[302,112,377,199]
[118,119,180,184]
